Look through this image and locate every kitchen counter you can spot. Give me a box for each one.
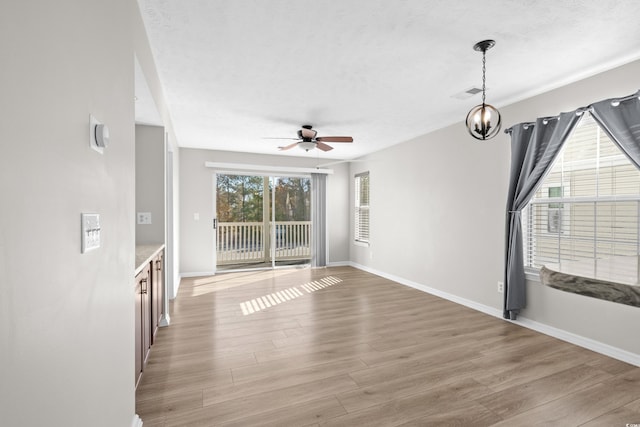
[135,244,165,275]
[539,255,640,307]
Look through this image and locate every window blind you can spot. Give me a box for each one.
[523,113,640,268]
[355,172,370,243]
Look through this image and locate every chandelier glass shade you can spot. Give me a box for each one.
[466,103,501,140]
[466,40,501,141]
[298,141,316,151]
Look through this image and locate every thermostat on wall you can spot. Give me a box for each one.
[81,213,101,253]
[89,115,109,154]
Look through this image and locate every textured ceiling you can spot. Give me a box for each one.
[136,0,640,159]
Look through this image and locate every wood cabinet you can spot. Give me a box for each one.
[134,262,151,388]
[151,251,164,344]
[135,246,165,388]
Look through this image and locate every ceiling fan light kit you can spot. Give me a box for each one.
[298,141,317,151]
[465,39,501,141]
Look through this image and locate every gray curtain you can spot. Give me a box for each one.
[590,90,640,168]
[311,173,327,267]
[504,111,581,320]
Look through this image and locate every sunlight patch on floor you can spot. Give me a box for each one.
[189,268,310,296]
[240,276,343,315]
[300,276,342,293]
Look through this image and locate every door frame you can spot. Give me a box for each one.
[206,162,332,274]
[212,169,317,273]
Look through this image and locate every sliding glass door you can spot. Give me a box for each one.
[215,174,268,268]
[214,173,311,271]
[271,176,311,267]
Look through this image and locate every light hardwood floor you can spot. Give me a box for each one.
[136,266,640,426]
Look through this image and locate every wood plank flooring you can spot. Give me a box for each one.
[136,266,640,426]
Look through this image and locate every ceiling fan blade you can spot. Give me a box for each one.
[300,128,317,139]
[278,142,299,151]
[316,136,353,143]
[316,142,334,152]
[262,137,300,140]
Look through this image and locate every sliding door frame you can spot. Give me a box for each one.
[212,168,321,273]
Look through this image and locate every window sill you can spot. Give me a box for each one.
[353,240,370,248]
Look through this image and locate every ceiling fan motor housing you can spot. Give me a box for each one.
[300,125,317,140]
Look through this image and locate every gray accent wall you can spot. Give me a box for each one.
[136,124,166,244]
[349,59,640,358]
[350,122,510,307]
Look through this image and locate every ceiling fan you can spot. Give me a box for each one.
[267,125,354,152]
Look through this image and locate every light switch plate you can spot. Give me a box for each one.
[81,213,101,253]
[137,212,152,225]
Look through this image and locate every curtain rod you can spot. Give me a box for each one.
[204,161,334,175]
[504,89,640,134]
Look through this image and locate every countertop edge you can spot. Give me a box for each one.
[135,244,165,276]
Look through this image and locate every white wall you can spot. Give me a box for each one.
[349,59,640,359]
[0,1,137,425]
[179,149,350,275]
[167,145,180,299]
[135,124,166,244]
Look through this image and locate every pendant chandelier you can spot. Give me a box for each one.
[465,40,501,140]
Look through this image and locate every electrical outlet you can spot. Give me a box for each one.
[137,212,152,225]
[497,281,504,294]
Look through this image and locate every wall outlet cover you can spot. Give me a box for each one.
[137,212,152,225]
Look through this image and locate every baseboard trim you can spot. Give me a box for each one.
[131,414,143,427]
[349,262,503,318]
[348,262,640,367]
[159,313,171,327]
[514,316,640,366]
[327,261,351,267]
[180,271,216,278]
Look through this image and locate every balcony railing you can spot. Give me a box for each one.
[216,221,311,265]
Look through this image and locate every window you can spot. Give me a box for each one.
[522,113,640,269]
[354,172,370,243]
[547,186,563,233]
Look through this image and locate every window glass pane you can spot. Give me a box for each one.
[359,174,370,205]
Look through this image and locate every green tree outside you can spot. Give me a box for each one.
[216,174,310,222]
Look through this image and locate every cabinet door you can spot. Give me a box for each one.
[135,279,142,387]
[151,251,163,343]
[157,251,164,325]
[135,263,151,387]
[141,265,151,365]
